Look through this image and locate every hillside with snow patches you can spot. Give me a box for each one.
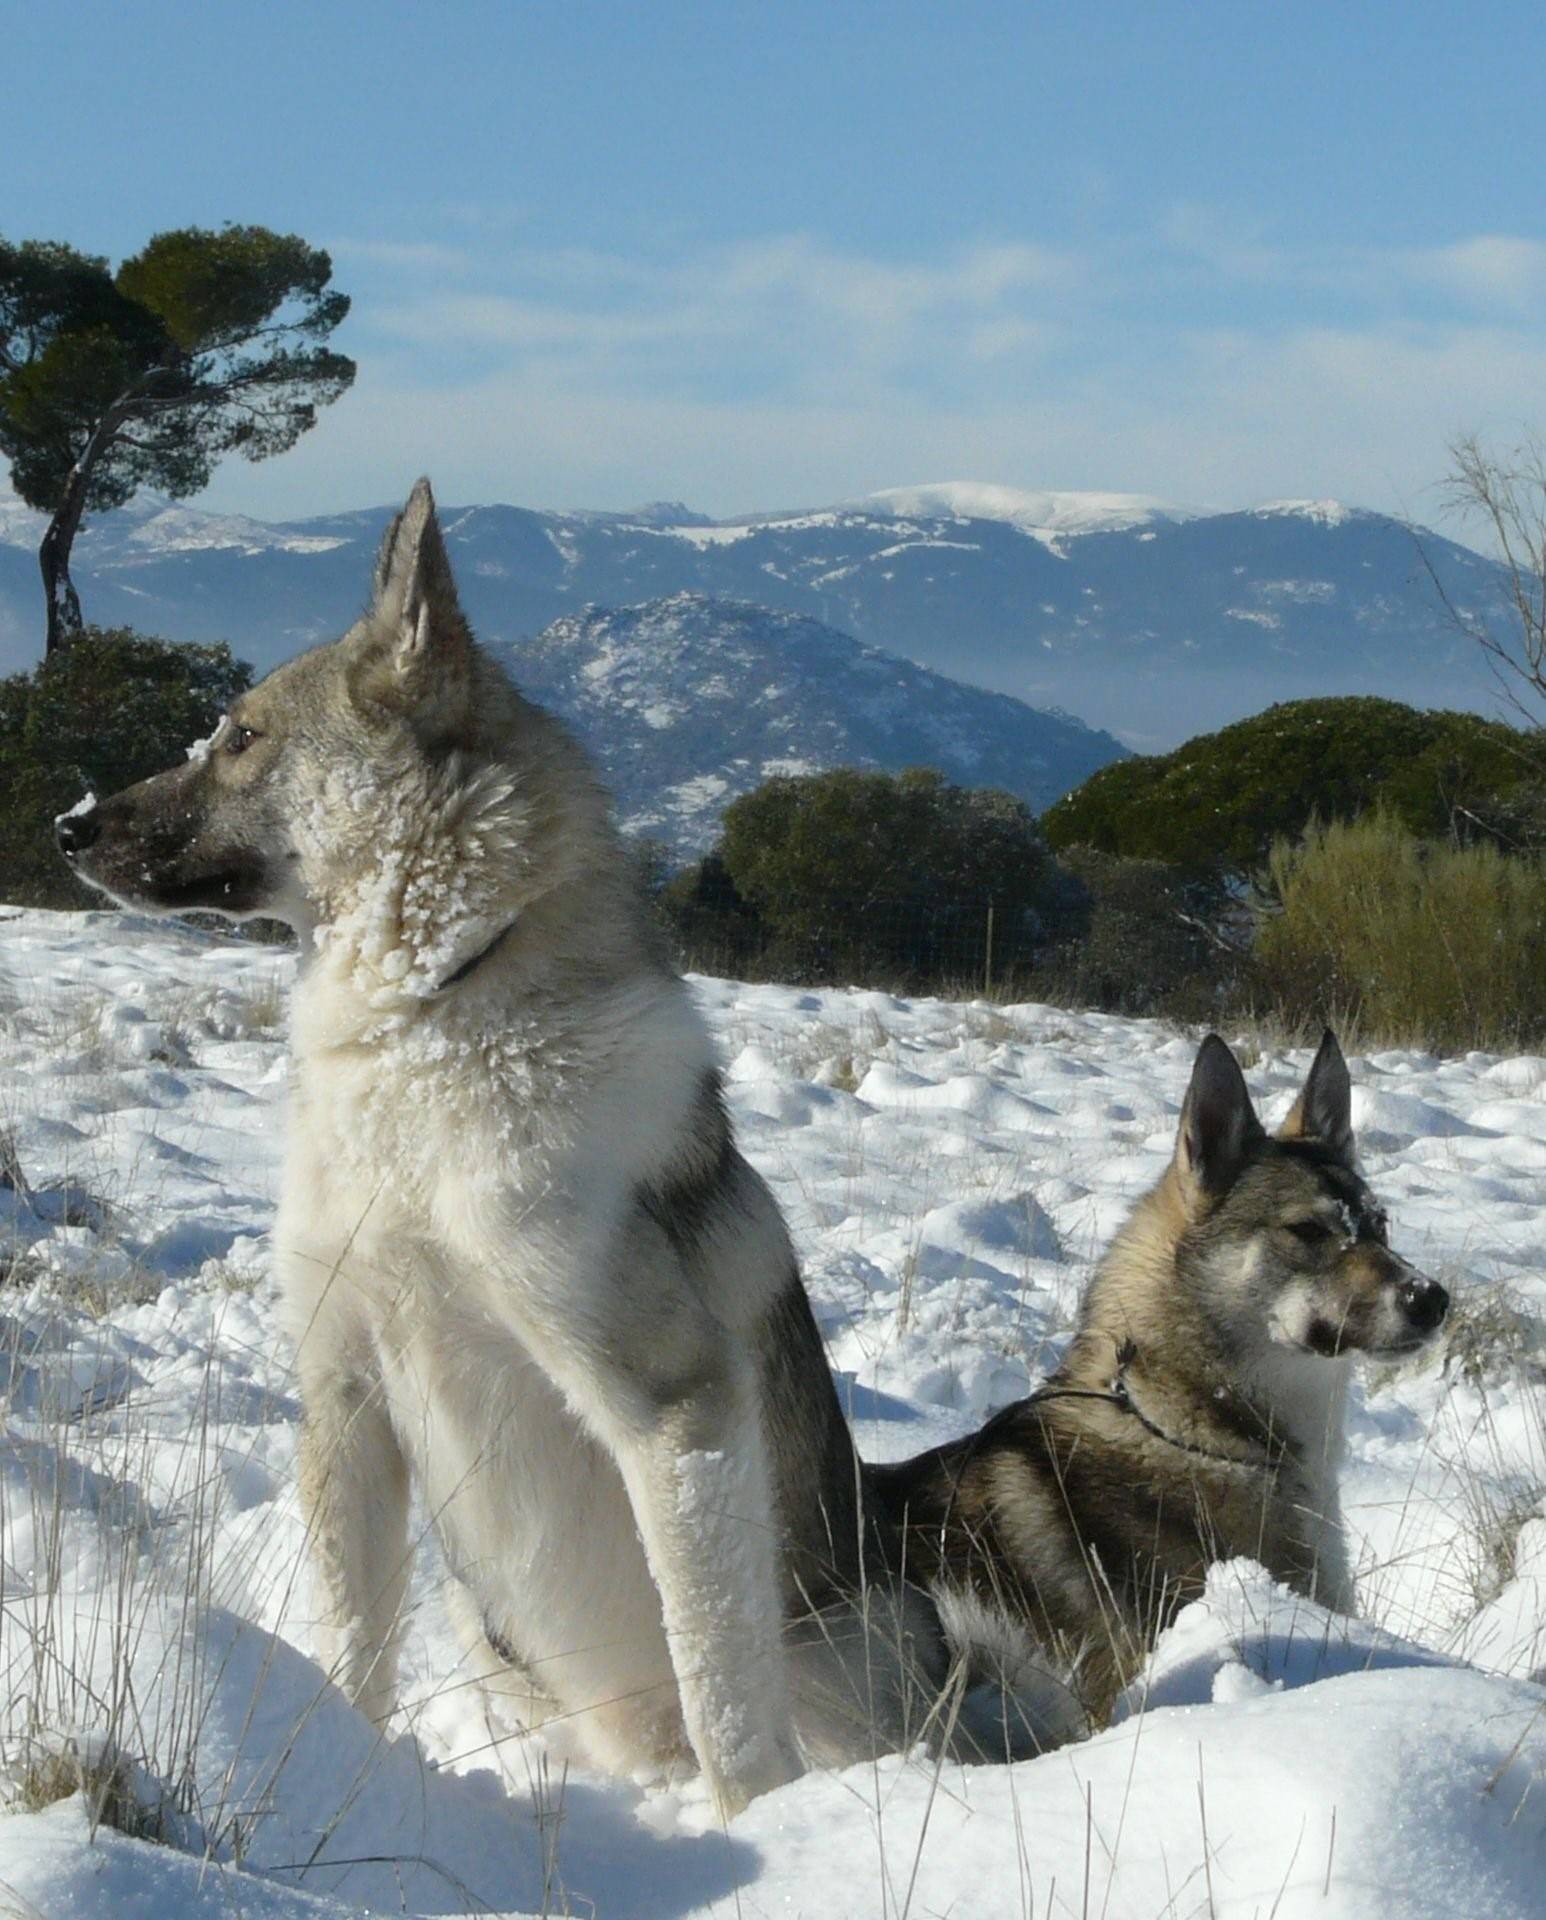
[0,909,1542,1916]
[0,481,1514,747]
[518,594,1125,851]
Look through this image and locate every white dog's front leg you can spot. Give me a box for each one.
[611,1376,804,1817]
[296,1368,411,1727]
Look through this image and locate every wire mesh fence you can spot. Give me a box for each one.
[662,895,1039,996]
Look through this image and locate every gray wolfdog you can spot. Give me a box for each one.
[869,1031,1450,1747]
[58,479,941,1814]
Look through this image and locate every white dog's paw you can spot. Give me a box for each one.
[662,1769,722,1835]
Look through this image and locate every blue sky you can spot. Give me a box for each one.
[7,1,1546,524]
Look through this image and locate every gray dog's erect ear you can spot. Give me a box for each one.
[370,499,410,606]
[365,478,471,701]
[1175,1034,1264,1201]
[1279,1029,1353,1158]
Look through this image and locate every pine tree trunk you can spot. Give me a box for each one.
[38,444,101,658]
[40,507,85,657]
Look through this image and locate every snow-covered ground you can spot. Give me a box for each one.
[0,908,1541,1917]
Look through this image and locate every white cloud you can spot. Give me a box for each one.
[714,234,1080,318]
[356,233,1080,386]
[330,238,473,274]
[1154,206,1546,317]
[1400,235,1546,309]
[371,292,706,352]
[963,317,1055,361]
[1156,202,1286,281]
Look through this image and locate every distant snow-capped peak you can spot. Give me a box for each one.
[1250,499,1357,528]
[843,481,1199,538]
[0,485,346,557]
[119,501,348,557]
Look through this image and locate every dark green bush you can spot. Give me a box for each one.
[662,767,1052,990]
[0,626,250,907]
[1044,697,1545,878]
[658,853,770,976]
[1035,849,1241,1018]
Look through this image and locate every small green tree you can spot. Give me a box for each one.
[0,627,250,907]
[0,227,353,655]
[657,853,767,976]
[702,766,1051,986]
[723,768,1043,914]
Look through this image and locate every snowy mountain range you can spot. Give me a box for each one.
[518,594,1125,851]
[0,480,1514,748]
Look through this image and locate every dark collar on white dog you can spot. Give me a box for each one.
[435,920,516,994]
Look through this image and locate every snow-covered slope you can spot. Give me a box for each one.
[518,593,1126,851]
[0,486,346,558]
[0,909,1542,1916]
[0,482,1514,746]
[848,479,1197,541]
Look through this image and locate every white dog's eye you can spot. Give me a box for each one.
[225,724,260,757]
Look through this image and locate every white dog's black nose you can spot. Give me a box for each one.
[56,809,101,857]
[1400,1275,1449,1334]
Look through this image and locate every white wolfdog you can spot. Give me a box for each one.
[60,481,935,1813]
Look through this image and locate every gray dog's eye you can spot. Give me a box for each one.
[1286,1219,1334,1246]
[225,725,260,757]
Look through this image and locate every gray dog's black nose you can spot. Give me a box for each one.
[55,808,101,857]
[1400,1276,1449,1334]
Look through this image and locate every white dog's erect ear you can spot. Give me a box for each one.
[1175,1034,1264,1201]
[1279,1029,1353,1158]
[367,478,471,698]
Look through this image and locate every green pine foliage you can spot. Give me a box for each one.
[1,226,353,652]
[1,227,352,509]
[0,628,250,907]
[1043,697,1545,876]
